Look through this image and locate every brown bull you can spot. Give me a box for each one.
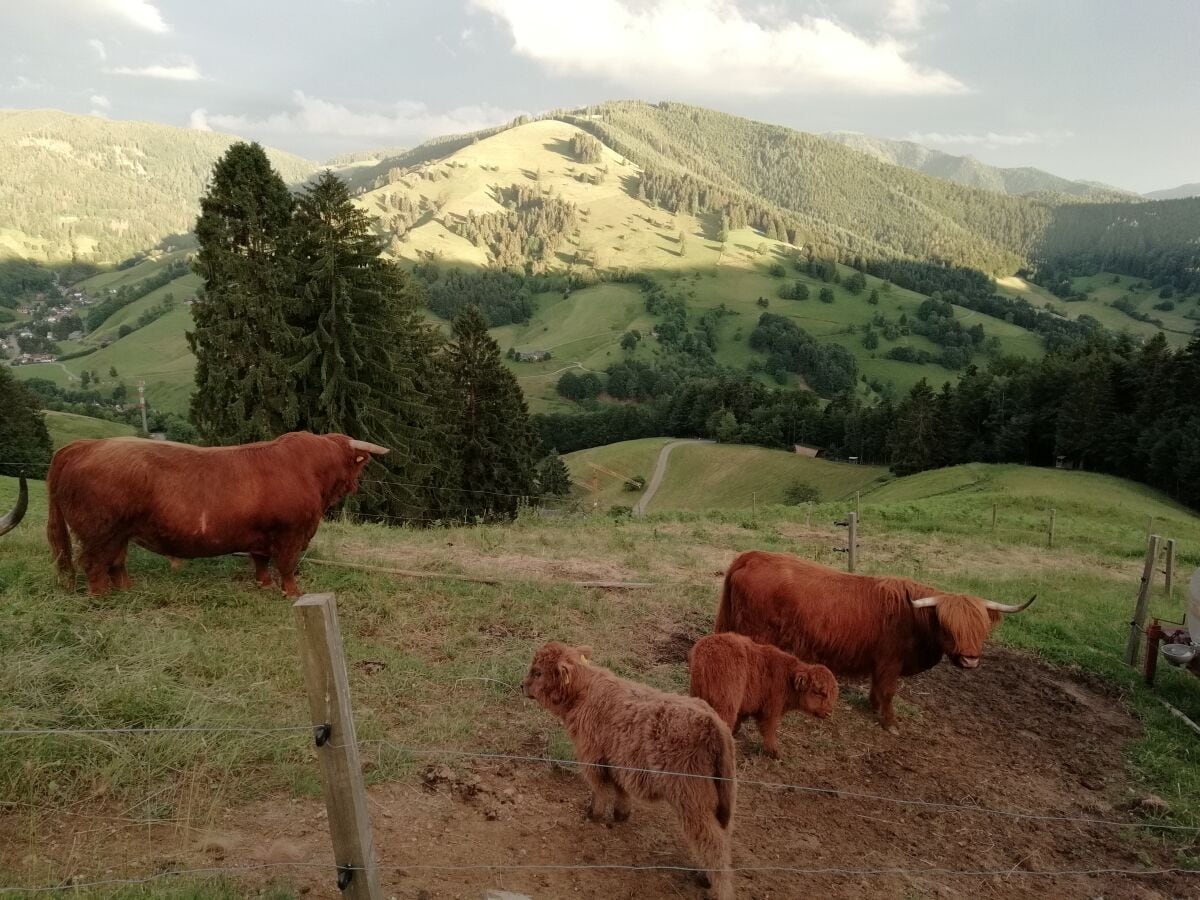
[46,432,387,596]
[0,477,27,537]
[715,551,1034,733]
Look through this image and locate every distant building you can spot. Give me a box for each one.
[516,350,552,362]
[793,444,821,458]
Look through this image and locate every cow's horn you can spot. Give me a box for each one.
[0,477,28,537]
[349,440,390,457]
[984,594,1037,614]
[910,596,940,608]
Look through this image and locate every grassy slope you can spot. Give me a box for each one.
[3,461,1200,892]
[998,273,1196,349]
[42,410,137,449]
[565,438,889,511]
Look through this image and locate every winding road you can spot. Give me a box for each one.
[633,439,714,516]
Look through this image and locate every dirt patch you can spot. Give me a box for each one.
[650,623,705,665]
[3,649,1191,899]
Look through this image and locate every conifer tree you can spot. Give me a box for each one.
[536,450,572,496]
[0,366,52,479]
[188,142,297,443]
[289,170,447,520]
[444,305,539,520]
[889,379,939,475]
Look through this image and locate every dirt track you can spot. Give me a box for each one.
[7,648,1195,899]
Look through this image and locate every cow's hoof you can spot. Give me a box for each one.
[885,724,900,736]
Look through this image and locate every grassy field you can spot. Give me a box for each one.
[2,463,1200,892]
[998,273,1197,349]
[565,438,889,512]
[42,410,138,449]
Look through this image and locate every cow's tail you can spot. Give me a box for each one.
[46,463,73,584]
[713,554,744,633]
[713,722,736,829]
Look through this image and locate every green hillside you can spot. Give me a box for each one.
[565,438,887,512]
[0,109,317,263]
[998,273,1198,348]
[42,410,137,449]
[824,132,1134,200]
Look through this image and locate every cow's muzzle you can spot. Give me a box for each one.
[954,655,981,669]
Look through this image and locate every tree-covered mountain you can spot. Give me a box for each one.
[823,132,1135,201]
[0,109,318,263]
[1144,183,1200,201]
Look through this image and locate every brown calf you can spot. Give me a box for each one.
[523,642,736,900]
[689,633,838,759]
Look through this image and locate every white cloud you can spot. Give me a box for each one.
[87,0,168,33]
[88,39,108,61]
[188,108,211,131]
[106,62,203,81]
[90,93,111,110]
[4,75,47,92]
[196,91,525,142]
[906,129,1073,149]
[885,0,944,33]
[471,0,966,96]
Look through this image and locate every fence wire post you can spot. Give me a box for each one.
[847,512,858,573]
[1124,535,1160,667]
[294,593,383,900]
[1165,538,1176,597]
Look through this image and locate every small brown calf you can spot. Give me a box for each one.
[523,642,736,900]
[689,632,838,759]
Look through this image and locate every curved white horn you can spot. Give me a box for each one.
[349,439,390,457]
[910,596,939,608]
[0,476,28,537]
[984,594,1037,614]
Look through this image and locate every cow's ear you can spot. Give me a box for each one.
[556,658,573,686]
[792,669,811,692]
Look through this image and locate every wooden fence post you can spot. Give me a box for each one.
[1047,508,1056,549]
[847,512,858,574]
[1165,539,1176,597]
[1125,535,1161,667]
[855,491,861,520]
[294,593,383,900]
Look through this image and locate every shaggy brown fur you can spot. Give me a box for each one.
[46,432,386,596]
[715,551,1026,733]
[523,642,736,900]
[689,633,838,759]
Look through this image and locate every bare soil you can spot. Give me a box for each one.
[5,649,1194,899]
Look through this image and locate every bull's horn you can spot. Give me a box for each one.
[0,477,28,537]
[910,596,939,608]
[349,440,390,456]
[984,594,1037,614]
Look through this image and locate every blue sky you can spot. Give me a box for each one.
[2,0,1196,192]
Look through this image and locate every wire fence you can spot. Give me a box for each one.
[4,720,1200,895]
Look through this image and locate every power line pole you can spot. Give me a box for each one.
[137,380,149,435]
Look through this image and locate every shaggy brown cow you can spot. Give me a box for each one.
[523,642,736,900]
[0,477,27,537]
[715,551,1035,733]
[689,632,838,759]
[46,432,387,596]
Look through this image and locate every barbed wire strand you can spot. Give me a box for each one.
[0,724,313,737]
[349,741,1200,833]
[2,860,1197,894]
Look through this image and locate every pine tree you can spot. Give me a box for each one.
[536,449,572,496]
[444,306,539,521]
[188,142,297,444]
[890,380,940,475]
[0,366,52,479]
[289,170,446,520]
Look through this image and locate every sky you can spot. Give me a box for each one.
[1,0,1196,193]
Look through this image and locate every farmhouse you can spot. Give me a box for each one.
[516,350,551,362]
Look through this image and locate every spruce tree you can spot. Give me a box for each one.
[188,142,297,444]
[289,170,446,520]
[889,379,939,475]
[0,366,52,479]
[444,305,539,521]
[536,450,572,496]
